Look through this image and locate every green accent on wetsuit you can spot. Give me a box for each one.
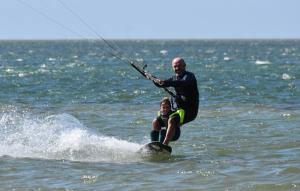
[170,108,185,125]
[157,109,185,126]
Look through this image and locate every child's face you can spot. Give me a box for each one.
[160,102,170,115]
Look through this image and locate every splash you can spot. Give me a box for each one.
[0,107,142,163]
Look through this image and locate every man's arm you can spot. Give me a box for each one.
[152,77,172,87]
[154,73,195,88]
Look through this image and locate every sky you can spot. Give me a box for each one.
[1,0,300,39]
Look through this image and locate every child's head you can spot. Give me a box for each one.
[160,97,171,115]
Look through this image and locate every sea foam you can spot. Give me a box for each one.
[0,108,141,163]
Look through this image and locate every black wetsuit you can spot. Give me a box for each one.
[156,71,199,124]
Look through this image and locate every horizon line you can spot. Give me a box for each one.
[1,37,300,41]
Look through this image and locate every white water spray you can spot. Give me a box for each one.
[0,107,142,162]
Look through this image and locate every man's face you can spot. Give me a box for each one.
[172,61,185,75]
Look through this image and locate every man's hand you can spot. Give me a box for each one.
[153,78,164,86]
[144,72,153,80]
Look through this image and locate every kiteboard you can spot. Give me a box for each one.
[138,141,172,155]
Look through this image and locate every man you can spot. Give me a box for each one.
[150,57,199,145]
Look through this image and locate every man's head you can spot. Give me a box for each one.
[172,57,186,75]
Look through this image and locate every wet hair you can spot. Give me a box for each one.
[160,97,171,107]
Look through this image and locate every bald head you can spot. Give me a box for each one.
[172,57,186,75]
[172,57,185,65]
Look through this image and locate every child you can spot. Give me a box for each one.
[150,97,179,143]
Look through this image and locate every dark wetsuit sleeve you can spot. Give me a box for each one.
[156,74,196,89]
[163,76,193,87]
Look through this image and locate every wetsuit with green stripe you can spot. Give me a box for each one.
[156,71,199,124]
[155,110,181,142]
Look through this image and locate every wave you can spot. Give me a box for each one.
[255,60,271,65]
[0,107,142,163]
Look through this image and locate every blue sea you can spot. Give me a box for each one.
[0,39,300,191]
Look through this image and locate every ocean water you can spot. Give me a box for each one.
[0,39,300,191]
